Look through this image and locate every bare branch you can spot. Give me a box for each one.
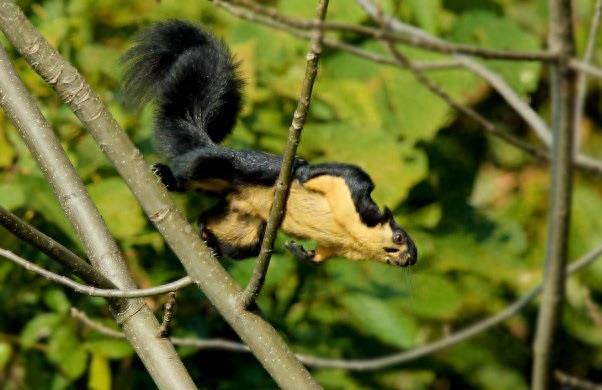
[0,43,196,389]
[0,2,319,387]
[583,289,602,328]
[574,0,602,151]
[0,248,192,298]
[158,292,177,337]
[531,1,577,388]
[555,371,602,390]
[456,57,552,145]
[217,0,602,176]
[71,243,602,371]
[238,0,330,309]
[362,3,547,164]
[71,307,252,353]
[0,205,114,289]
[225,0,557,62]
[571,59,602,78]
[213,0,459,72]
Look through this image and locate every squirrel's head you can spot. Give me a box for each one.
[350,207,418,266]
[380,208,417,267]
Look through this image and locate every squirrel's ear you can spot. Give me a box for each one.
[381,207,393,222]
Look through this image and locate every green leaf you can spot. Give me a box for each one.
[0,180,26,210]
[449,11,542,95]
[73,135,111,180]
[0,342,12,370]
[0,127,14,168]
[84,338,133,359]
[19,176,76,241]
[392,273,463,320]
[20,313,62,348]
[43,289,70,314]
[88,354,111,390]
[341,293,420,349]
[87,178,146,239]
[48,323,88,380]
[407,0,441,33]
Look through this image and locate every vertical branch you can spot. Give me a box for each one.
[573,0,602,152]
[238,0,330,309]
[531,0,577,388]
[0,46,197,390]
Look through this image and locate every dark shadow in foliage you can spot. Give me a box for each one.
[442,0,503,15]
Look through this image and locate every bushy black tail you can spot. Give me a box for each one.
[122,20,243,158]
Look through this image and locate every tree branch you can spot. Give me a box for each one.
[0,2,318,388]
[554,370,602,390]
[0,247,192,298]
[158,292,177,337]
[0,206,194,297]
[571,59,602,79]
[0,205,114,288]
[212,1,460,71]
[71,243,602,370]
[573,0,602,152]
[0,43,196,389]
[237,0,329,309]
[216,0,602,176]
[531,1,577,388]
[363,2,547,164]
[225,0,557,62]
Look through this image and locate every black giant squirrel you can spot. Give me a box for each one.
[123,20,417,267]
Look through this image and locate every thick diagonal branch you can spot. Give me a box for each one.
[0,45,196,389]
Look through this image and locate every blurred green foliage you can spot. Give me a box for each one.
[1,0,602,388]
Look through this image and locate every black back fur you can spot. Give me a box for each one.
[122,20,243,158]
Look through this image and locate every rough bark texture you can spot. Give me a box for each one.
[0,46,197,390]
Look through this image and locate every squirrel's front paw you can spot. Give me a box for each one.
[285,241,319,265]
[152,163,180,191]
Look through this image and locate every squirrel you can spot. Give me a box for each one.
[122,20,417,267]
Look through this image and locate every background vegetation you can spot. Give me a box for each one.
[1,0,602,388]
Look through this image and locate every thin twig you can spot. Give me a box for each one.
[574,0,602,152]
[71,243,602,371]
[532,1,577,388]
[0,42,196,389]
[0,248,193,298]
[555,370,602,390]
[217,0,602,176]
[158,292,177,338]
[224,0,558,62]
[237,0,330,309]
[0,2,319,387]
[571,59,602,79]
[213,0,460,72]
[0,205,114,289]
[367,3,547,164]
[71,307,252,352]
[456,57,552,146]
[583,289,602,328]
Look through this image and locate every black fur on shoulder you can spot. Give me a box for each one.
[122,20,243,158]
[296,163,389,227]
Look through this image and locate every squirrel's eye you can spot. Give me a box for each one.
[393,232,404,245]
